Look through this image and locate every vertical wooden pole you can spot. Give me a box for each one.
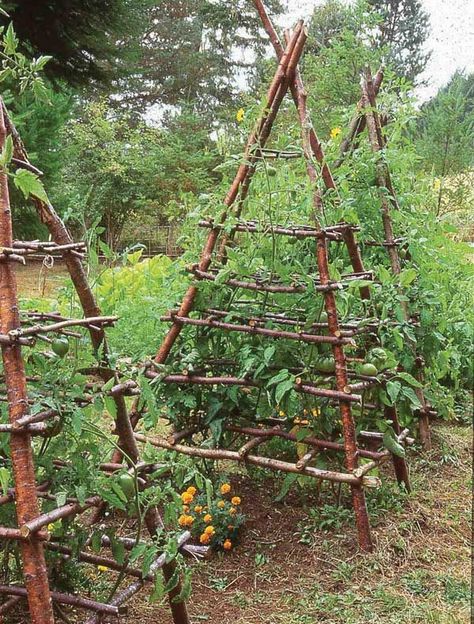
[0,100,55,624]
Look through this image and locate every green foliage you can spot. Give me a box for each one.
[54,102,219,246]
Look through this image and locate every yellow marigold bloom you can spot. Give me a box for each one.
[330,126,341,139]
[279,410,286,417]
[231,496,241,506]
[229,507,237,515]
[217,500,226,509]
[204,525,215,535]
[220,483,231,495]
[303,409,308,415]
[47,523,55,532]
[236,108,245,123]
[186,486,197,496]
[181,491,194,504]
[203,513,213,523]
[223,539,232,550]
[97,565,108,572]
[200,532,211,544]
[312,408,320,417]
[182,505,190,513]
[194,505,203,513]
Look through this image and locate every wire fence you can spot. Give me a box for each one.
[117,224,182,257]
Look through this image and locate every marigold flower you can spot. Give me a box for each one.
[231,496,241,506]
[194,505,203,513]
[204,525,215,535]
[182,505,190,513]
[186,486,197,496]
[178,514,194,527]
[97,565,108,572]
[312,408,320,417]
[330,126,341,139]
[279,410,286,417]
[181,491,194,504]
[229,507,237,515]
[203,513,213,523]
[200,532,211,544]
[236,108,245,123]
[223,539,232,550]
[220,483,231,495]
[217,500,226,509]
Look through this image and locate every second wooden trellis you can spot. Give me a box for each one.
[127,12,416,554]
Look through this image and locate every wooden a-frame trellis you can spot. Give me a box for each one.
[0,104,205,623]
[128,13,414,554]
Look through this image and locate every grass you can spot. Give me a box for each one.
[127,422,471,624]
[14,261,69,299]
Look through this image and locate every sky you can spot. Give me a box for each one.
[283,0,474,101]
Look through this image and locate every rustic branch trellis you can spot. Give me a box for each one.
[125,5,416,555]
[0,105,202,623]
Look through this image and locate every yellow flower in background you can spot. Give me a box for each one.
[236,108,245,123]
[433,177,441,191]
[229,507,237,516]
[97,565,108,572]
[312,407,320,417]
[194,505,203,513]
[203,513,213,524]
[217,500,226,509]
[279,410,286,417]
[186,486,197,496]
[330,127,341,139]
[182,505,190,513]
[204,525,215,535]
[231,496,241,506]
[223,539,232,550]
[200,533,211,545]
[220,483,231,495]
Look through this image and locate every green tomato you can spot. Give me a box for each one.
[52,337,69,358]
[118,473,136,501]
[359,363,378,376]
[315,357,336,373]
[319,311,328,324]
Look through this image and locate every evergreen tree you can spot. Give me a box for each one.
[368,0,431,84]
[0,0,149,86]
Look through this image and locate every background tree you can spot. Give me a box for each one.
[367,0,431,84]
[0,0,150,87]
[54,101,219,247]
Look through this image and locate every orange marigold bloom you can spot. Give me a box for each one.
[203,514,213,523]
[229,507,237,515]
[199,533,211,545]
[186,486,197,496]
[220,483,231,495]
[223,539,232,550]
[231,496,241,506]
[194,505,203,513]
[178,514,194,527]
[204,525,215,535]
[182,505,189,513]
[217,500,225,509]
[181,492,194,504]
[228,525,234,530]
